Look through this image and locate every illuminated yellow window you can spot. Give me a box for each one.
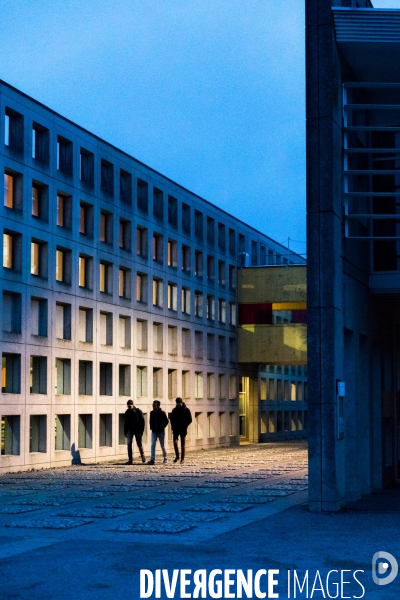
[1,356,6,389]
[152,279,157,305]
[99,262,106,292]
[32,186,40,217]
[4,174,14,209]
[56,250,64,282]
[3,234,12,269]
[31,242,39,276]
[79,256,86,287]
[119,269,125,297]
[57,195,64,227]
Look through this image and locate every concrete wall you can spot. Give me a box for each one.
[306,0,381,511]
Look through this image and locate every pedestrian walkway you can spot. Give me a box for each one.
[0,441,308,548]
[3,441,399,600]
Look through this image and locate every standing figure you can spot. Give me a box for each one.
[148,400,169,465]
[124,399,146,464]
[170,397,192,464]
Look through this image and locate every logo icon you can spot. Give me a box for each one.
[372,552,398,586]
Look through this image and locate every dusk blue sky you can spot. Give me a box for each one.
[1,1,398,257]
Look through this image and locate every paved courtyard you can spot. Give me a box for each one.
[0,441,308,545]
[1,441,399,599]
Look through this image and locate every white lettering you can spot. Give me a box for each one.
[294,571,308,598]
[341,571,351,599]
[155,569,161,599]
[181,570,192,599]
[254,569,267,599]
[268,570,279,599]
[162,570,179,599]
[140,570,153,599]
[353,571,365,599]
[311,571,325,598]
[326,570,339,599]
[209,570,223,599]
[224,570,235,599]
[237,569,253,598]
[193,570,207,599]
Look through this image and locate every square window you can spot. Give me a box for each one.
[29,415,47,453]
[78,414,92,448]
[78,361,93,395]
[1,415,20,455]
[182,287,191,315]
[99,413,112,446]
[168,283,178,311]
[55,359,71,395]
[120,169,132,204]
[153,187,163,221]
[80,148,94,186]
[137,226,148,257]
[168,240,178,267]
[99,363,113,396]
[168,195,177,227]
[2,353,21,393]
[100,159,114,196]
[99,261,112,294]
[30,297,48,337]
[136,272,148,303]
[30,356,47,394]
[137,179,148,212]
[31,183,48,220]
[55,303,71,340]
[119,219,131,251]
[5,108,24,153]
[57,136,73,176]
[152,278,163,307]
[100,211,113,244]
[80,202,93,237]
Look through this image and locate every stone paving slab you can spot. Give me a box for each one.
[110,522,195,534]
[0,490,35,496]
[186,503,254,512]
[4,518,93,529]
[109,482,163,488]
[245,489,294,497]
[55,508,131,518]
[177,487,213,495]
[10,498,82,506]
[149,512,224,523]
[93,501,165,510]
[0,506,41,514]
[194,482,237,488]
[221,495,276,504]
[138,492,194,501]
[61,491,115,498]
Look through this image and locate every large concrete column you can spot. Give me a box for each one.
[306,0,347,511]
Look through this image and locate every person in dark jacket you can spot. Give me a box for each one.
[170,397,192,464]
[147,401,169,465]
[124,399,146,464]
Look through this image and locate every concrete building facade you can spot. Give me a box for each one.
[306,0,400,510]
[0,80,304,473]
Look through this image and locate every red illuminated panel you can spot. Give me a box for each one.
[238,303,273,325]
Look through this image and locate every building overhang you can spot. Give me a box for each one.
[332,8,400,82]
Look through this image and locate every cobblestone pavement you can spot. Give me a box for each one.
[0,441,307,547]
